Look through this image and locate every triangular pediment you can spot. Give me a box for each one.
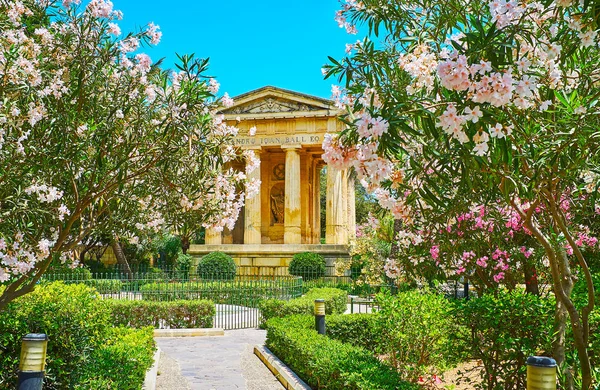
[221,86,338,119]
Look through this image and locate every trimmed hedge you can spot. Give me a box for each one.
[107,299,214,329]
[288,252,326,281]
[326,314,380,352]
[138,279,301,303]
[84,279,123,294]
[75,327,155,390]
[197,251,236,280]
[259,288,347,326]
[265,315,417,390]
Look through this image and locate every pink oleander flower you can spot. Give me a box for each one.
[430,245,440,260]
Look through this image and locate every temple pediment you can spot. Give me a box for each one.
[221,86,338,120]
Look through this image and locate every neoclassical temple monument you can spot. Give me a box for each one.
[189,86,355,274]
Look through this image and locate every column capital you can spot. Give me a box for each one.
[281,144,302,151]
[244,146,262,153]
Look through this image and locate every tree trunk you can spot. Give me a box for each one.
[111,239,132,279]
[389,218,402,260]
[181,235,190,255]
[523,261,540,296]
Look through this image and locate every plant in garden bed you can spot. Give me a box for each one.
[258,287,348,325]
[74,327,155,390]
[106,299,215,329]
[0,0,256,310]
[0,282,155,389]
[325,0,600,386]
[451,289,555,389]
[289,252,326,281]
[374,290,457,383]
[139,278,302,304]
[197,252,237,280]
[265,315,417,390]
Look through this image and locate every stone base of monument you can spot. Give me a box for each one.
[188,244,350,277]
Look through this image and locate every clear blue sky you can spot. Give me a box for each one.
[116,0,355,99]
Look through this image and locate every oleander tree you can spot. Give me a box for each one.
[0,0,255,308]
[324,0,600,386]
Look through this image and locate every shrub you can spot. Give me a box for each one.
[176,252,193,278]
[259,287,347,326]
[453,289,555,390]
[289,252,326,281]
[154,234,182,264]
[0,282,111,389]
[106,299,214,328]
[84,279,123,294]
[0,282,156,390]
[374,290,455,382]
[75,327,155,390]
[265,315,417,390]
[197,252,236,280]
[139,279,302,304]
[326,314,381,352]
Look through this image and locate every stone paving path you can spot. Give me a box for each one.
[156,329,284,390]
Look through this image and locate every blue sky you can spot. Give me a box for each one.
[116,0,354,99]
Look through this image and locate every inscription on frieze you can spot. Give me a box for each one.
[232,134,324,147]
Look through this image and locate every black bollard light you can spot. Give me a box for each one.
[526,356,556,390]
[314,299,326,335]
[17,333,48,390]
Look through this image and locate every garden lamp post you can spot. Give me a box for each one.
[17,333,48,390]
[314,299,326,335]
[526,356,556,390]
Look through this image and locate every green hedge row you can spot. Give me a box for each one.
[265,315,416,390]
[107,299,214,329]
[138,279,301,303]
[258,288,348,326]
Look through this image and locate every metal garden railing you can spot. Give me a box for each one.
[42,270,304,330]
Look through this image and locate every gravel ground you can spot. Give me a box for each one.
[157,351,191,390]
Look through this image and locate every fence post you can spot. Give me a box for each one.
[526,356,556,390]
[314,299,326,335]
[17,334,48,390]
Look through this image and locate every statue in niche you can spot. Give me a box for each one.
[270,183,285,225]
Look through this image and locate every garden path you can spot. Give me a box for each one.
[156,329,284,390]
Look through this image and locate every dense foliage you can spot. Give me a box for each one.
[326,0,600,385]
[139,279,302,303]
[0,0,256,309]
[259,287,348,325]
[453,290,555,389]
[74,327,155,390]
[0,282,154,389]
[197,252,237,280]
[265,315,417,390]
[107,299,215,329]
[289,252,327,281]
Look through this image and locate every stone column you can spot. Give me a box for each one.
[205,228,222,245]
[347,174,356,240]
[313,161,322,244]
[326,166,347,244]
[244,148,262,244]
[341,169,349,244]
[282,145,302,244]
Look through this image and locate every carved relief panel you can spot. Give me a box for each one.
[270,163,285,225]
